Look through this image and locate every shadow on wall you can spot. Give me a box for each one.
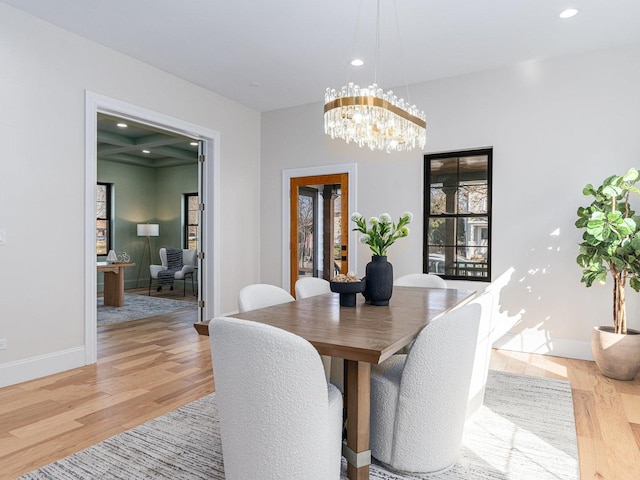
[496,225,599,355]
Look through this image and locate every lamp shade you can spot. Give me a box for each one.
[137,223,159,237]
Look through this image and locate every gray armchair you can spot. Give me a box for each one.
[148,248,196,296]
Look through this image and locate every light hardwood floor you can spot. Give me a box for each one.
[1,308,639,479]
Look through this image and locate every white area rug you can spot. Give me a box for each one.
[97,293,195,325]
[19,370,579,479]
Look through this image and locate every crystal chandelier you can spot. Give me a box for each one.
[324,0,427,153]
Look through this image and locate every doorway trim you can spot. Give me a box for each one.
[85,91,221,364]
[282,163,357,293]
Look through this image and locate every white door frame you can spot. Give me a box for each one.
[84,91,221,364]
[281,163,358,293]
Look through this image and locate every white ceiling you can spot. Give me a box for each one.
[4,0,640,112]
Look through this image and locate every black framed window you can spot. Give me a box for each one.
[184,193,199,250]
[96,183,112,256]
[424,148,492,281]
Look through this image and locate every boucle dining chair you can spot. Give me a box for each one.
[294,277,337,386]
[209,317,343,480]
[393,273,448,354]
[237,283,295,313]
[465,290,495,421]
[466,267,521,421]
[394,272,447,288]
[294,276,331,299]
[369,302,481,474]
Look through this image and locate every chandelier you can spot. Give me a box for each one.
[324,0,427,153]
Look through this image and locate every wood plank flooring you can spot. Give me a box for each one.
[1,308,639,479]
[0,307,212,480]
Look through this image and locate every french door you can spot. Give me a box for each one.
[289,173,349,296]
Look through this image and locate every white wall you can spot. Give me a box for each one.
[261,42,640,360]
[0,4,261,386]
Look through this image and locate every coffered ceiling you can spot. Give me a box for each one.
[97,114,198,168]
[4,0,640,112]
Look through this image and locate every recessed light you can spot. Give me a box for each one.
[190,142,198,146]
[559,8,578,19]
[351,58,364,67]
[142,149,150,154]
[116,122,128,128]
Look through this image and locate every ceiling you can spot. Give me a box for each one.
[97,114,198,168]
[4,0,640,112]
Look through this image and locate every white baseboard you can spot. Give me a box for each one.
[0,347,87,388]
[0,334,592,389]
[493,333,593,361]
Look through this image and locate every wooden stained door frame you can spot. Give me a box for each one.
[282,164,358,294]
[290,173,348,294]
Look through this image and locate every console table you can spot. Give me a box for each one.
[97,262,135,307]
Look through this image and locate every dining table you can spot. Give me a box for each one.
[194,285,476,480]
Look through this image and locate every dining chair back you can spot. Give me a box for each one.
[394,273,447,288]
[294,277,336,385]
[466,290,495,421]
[295,277,344,392]
[295,277,331,299]
[209,316,343,480]
[466,267,521,420]
[237,283,295,313]
[369,302,481,474]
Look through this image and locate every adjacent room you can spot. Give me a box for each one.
[1,1,639,479]
[95,113,199,331]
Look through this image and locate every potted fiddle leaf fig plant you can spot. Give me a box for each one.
[576,167,640,380]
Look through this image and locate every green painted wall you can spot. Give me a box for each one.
[97,160,197,291]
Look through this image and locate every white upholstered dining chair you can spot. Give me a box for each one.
[369,302,481,474]
[466,267,521,420]
[394,272,447,288]
[465,290,495,421]
[294,276,340,388]
[294,276,331,299]
[393,273,448,354]
[237,283,295,313]
[209,316,343,480]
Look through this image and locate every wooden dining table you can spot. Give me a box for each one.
[194,285,476,480]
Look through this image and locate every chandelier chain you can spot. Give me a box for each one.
[392,0,412,106]
[323,0,427,153]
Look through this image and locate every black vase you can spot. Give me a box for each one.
[363,255,393,306]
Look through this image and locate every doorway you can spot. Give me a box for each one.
[282,164,358,294]
[289,174,349,296]
[85,92,221,365]
[95,113,201,325]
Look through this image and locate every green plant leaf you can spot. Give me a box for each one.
[623,168,640,183]
[582,184,596,196]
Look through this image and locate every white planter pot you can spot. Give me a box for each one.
[591,326,640,381]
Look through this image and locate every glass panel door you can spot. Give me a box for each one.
[289,173,349,296]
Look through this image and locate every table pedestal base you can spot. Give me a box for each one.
[345,360,371,480]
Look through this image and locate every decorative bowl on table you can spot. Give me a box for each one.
[330,274,365,307]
